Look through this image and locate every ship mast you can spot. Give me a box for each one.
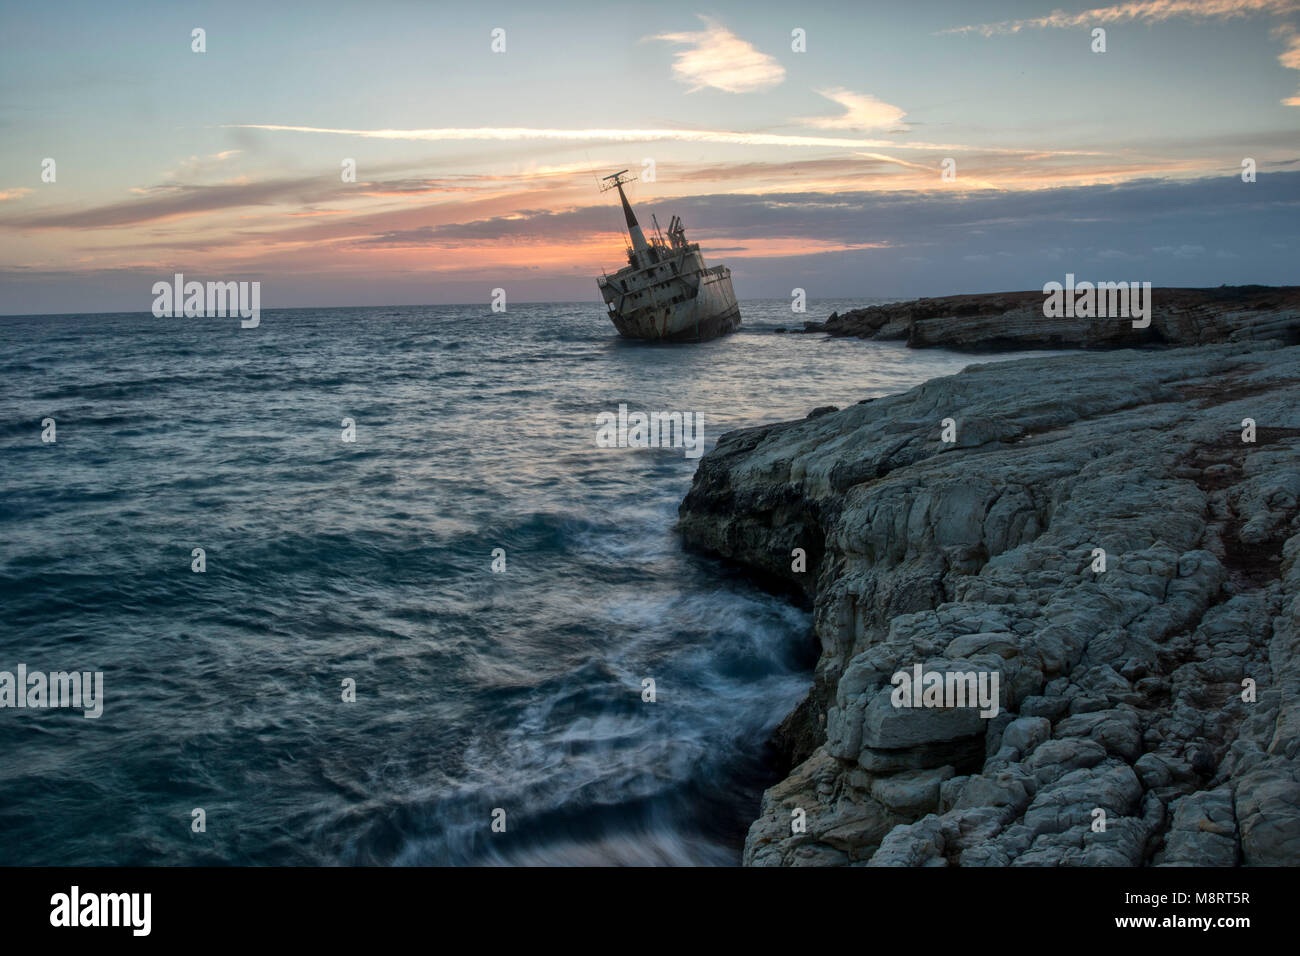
[600,170,650,262]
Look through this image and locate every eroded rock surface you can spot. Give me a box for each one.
[678,343,1300,866]
[799,286,1300,351]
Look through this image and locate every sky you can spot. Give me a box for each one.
[1,0,1298,314]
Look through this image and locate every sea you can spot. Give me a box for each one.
[0,299,1016,866]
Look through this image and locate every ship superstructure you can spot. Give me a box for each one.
[595,171,741,342]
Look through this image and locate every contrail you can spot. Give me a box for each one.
[225,124,1103,156]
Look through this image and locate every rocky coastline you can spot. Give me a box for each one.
[680,298,1300,866]
[795,285,1300,351]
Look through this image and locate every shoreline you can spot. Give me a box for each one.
[681,296,1300,866]
[792,285,1300,352]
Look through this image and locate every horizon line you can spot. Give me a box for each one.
[4,284,1295,320]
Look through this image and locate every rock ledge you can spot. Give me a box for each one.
[679,343,1300,866]
[799,286,1300,351]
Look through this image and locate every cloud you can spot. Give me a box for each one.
[356,178,482,198]
[803,89,909,131]
[651,17,785,93]
[267,165,1300,252]
[946,0,1300,107]
[347,172,1300,273]
[6,172,1299,313]
[1279,25,1300,65]
[224,123,1101,156]
[944,0,1299,36]
[355,208,615,246]
[347,173,1295,256]
[1274,25,1300,103]
[0,188,33,202]
[0,170,535,231]
[165,149,243,181]
[0,176,340,229]
[3,139,1233,240]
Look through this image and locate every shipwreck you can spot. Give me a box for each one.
[596,170,741,342]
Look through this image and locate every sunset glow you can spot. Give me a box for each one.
[2,0,1298,312]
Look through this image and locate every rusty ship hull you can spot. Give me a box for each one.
[604,263,741,342]
[596,171,741,343]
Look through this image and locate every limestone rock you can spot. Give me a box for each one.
[799,286,1300,352]
[681,340,1300,866]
